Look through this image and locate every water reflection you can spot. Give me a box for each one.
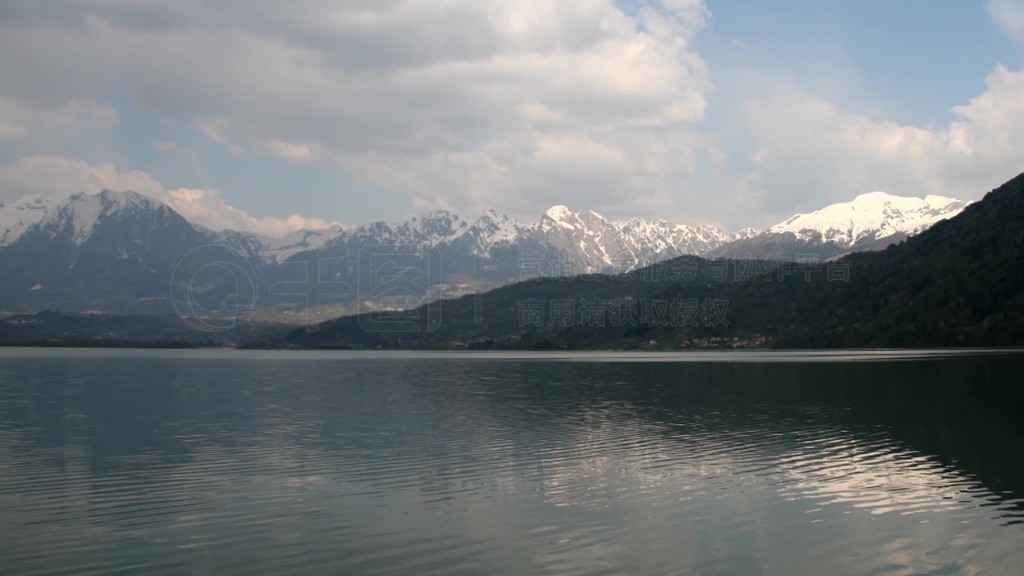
[0,351,1023,575]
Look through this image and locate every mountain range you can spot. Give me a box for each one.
[284,171,1024,350]
[0,188,970,321]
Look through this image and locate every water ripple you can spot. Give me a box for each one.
[1,352,1024,575]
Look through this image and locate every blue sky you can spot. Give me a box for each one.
[701,0,1017,122]
[1,0,1023,235]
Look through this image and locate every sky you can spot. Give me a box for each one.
[0,0,1023,236]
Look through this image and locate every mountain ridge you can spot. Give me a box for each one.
[1,189,970,265]
[0,188,972,319]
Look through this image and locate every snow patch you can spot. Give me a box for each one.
[262,226,344,263]
[0,195,56,246]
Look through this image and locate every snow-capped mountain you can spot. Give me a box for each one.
[768,192,971,246]
[712,192,971,258]
[0,190,217,313]
[395,211,471,247]
[0,188,972,318]
[0,193,738,317]
[39,190,179,245]
[459,209,524,255]
[619,217,734,262]
[0,190,186,248]
[734,227,760,240]
[534,206,625,271]
[473,204,734,272]
[243,204,733,274]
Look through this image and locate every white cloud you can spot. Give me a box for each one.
[263,140,314,162]
[734,65,1024,224]
[3,1,1023,231]
[0,155,166,201]
[0,97,116,147]
[194,115,228,143]
[164,187,342,237]
[0,155,341,237]
[0,0,714,221]
[987,0,1024,41]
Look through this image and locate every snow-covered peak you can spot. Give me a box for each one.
[396,210,469,246]
[475,208,516,227]
[409,209,460,222]
[769,192,971,246]
[924,194,966,210]
[544,204,573,221]
[851,190,894,203]
[619,217,668,236]
[1,190,170,247]
[54,190,166,245]
[468,209,523,252]
[734,227,760,240]
[606,217,731,267]
[0,195,57,247]
[542,205,580,230]
[94,189,165,212]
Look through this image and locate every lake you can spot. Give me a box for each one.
[1,348,1023,575]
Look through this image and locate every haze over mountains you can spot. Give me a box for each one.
[0,188,969,320]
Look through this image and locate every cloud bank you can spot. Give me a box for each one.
[0,1,1023,232]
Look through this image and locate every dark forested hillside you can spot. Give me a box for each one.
[281,257,723,349]
[778,170,1024,346]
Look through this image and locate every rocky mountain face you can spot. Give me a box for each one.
[0,189,970,323]
[530,205,733,272]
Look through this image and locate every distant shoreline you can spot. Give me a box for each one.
[0,340,214,349]
[3,341,1024,356]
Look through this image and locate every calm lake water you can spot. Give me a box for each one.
[1,348,1023,575]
